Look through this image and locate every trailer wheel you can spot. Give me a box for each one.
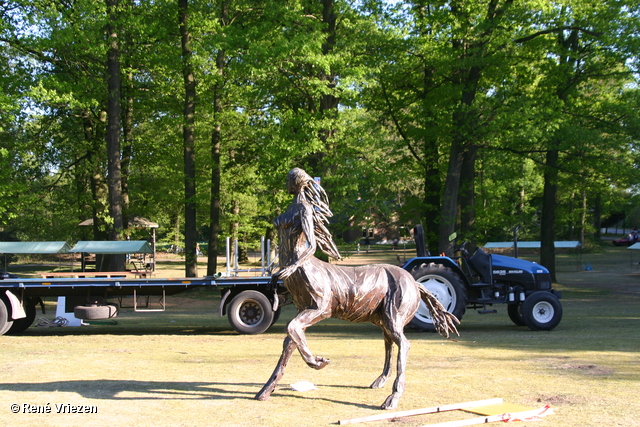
[507,303,526,326]
[521,292,562,331]
[0,295,13,336]
[7,299,37,335]
[227,291,274,335]
[409,263,467,332]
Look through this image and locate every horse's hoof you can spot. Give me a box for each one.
[381,394,399,410]
[370,376,388,389]
[312,356,330,370]
[255,390,272,401]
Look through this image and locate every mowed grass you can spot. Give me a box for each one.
[1,243,639,426]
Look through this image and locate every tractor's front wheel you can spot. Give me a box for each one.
[521,292,563,331]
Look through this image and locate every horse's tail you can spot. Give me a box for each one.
[419,287,460,339]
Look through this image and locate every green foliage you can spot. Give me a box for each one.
[0,0,638,254]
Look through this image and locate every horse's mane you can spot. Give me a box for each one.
[292,169,341,261]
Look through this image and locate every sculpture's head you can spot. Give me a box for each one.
[282,167,341,260]
[286,167,313,195]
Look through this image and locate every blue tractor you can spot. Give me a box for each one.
[403,226,563,331]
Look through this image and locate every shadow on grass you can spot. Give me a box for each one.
[18,325,238,337]
[0,380,253,400]
[0,379,381,409]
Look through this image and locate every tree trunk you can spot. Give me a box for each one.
[579,187,587,247]
[121,70,134,230]
[568,192,575,241]
[438,130,465,254]
[593,194,602,241]
[230,198,240,267]
[82,110,108,271]
[540,147,559,281]
[208,119,222,276]
[459,145,478,250]
[422,161,441,253]
[179,0,197,277]
[207,2,227,277]
[437,0,511,253]
[105,0,125,271]
[307,0,339,177]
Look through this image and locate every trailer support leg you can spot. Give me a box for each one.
[133,289,166,312]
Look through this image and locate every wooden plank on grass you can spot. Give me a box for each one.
[337,398,504,425]
[463,402,532,416]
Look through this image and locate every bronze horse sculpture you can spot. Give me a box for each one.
[256,168,459,410]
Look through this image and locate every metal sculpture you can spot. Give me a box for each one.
[255,168,459,410]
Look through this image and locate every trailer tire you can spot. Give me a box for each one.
[7,299,37,335]
[74,304,118,320]
[408,263,467,332]
[0,295,13,336]
[507,303,526,326]
[521,292,562,331]
[227,291,274,335]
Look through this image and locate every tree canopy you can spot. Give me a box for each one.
[1,0,639,275]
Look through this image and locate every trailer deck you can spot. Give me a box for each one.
[0,275,283,336]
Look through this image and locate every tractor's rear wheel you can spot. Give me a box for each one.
[409,263,467,332]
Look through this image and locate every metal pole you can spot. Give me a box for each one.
[260,236,265,275]
[234,239,239,272]
[267,239,272,275]
[152,228,156,271]
[225,237,230,276]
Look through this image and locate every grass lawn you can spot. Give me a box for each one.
[0,243,639,426]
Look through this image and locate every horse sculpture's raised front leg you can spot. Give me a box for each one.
[287,308,332,369]
[255,307,331,401]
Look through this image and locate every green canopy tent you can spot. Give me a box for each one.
[0,241,71,271]
[78,216,158,271]
[69,241,154,272]
[0,241,71,254]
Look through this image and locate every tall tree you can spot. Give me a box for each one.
[206,0,228,277]
[514,1,640,278]
[179,0,197,277]
[105,0,125,270]
[437,0,516,254]
[362,0,519,252]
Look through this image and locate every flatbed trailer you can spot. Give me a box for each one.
[0,230,565,336]
[0,275,285,336]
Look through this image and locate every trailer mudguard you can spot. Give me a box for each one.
[3,290,26,320]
